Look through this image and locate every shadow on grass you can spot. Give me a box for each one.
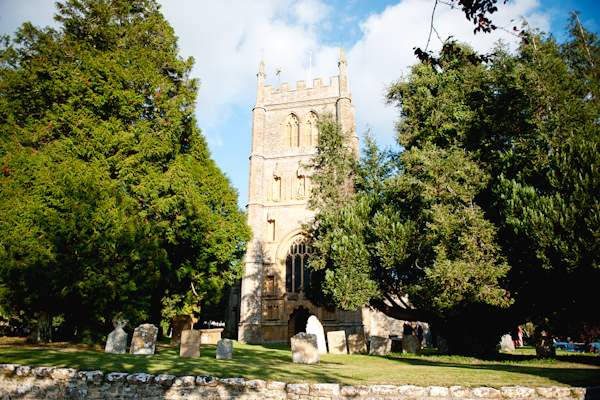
[1,342,599,387]
[378,351,600,388]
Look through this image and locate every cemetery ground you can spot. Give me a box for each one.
[1,337,599,388]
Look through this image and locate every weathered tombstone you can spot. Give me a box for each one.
[105,318,128,354]
[327,330,348,354]
[369,336,391,356]
[179,329,201,358]
[291,332,319,364]
[171,315,193,346]
[402,334,422,355]
[534,330,556,358]
[500,334,515,352]
[216,338,233,360]
[129,324,158,355]
[437,335,450,354]
[306,315,327,354]
[200,328,223,344]
[347,333,367,354]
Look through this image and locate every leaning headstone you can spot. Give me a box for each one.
[402,334,421,355]
[171,315,193,346]
[216,339,233,359]
[306,315,327,354]
[179,329,201,358]
[500,334,515,352]
[347,333,367,354]
[369,336,391,356]
[291,332,319,364]
[130,324,158,355]
[105,318,128,354]
[327,330,348,354]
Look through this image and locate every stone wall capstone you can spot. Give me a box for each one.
[1,364,596,400]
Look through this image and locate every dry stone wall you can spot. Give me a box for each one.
[1,363,598,400]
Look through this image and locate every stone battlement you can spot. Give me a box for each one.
[1,364,598,400]
[262,76,341,105]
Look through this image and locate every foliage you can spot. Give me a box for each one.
[0,0,250,342]
[307,120,512,351]
[308,15,599,356]
[387,19,600,348]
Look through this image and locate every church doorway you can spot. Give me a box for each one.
[288,306,311,341]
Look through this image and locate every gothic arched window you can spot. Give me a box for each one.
[305,112,319,146]
[285,237,315,293]
[284,114,300,148]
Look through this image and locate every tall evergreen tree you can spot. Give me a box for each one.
[308,16,599,356]
[0,0,250,341]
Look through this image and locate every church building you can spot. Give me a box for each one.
[237,49,370,344]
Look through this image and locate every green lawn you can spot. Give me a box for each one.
[1,338,599,388]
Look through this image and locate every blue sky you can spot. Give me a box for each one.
[1,0,598,209]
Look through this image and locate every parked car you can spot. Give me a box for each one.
[588,342,600,354]
[554,342,582,352]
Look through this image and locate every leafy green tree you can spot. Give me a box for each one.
[386,19,600,352]
[308,16,599,356]
[306,116,511,356]
[0,0,250,342]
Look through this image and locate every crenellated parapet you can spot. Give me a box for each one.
[262,76,342,106]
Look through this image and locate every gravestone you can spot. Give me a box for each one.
[306,315,327,354]
[347,333,367,354]
[130,324,158,355]
[216,338,233,359]
[402,334,421,354]
[200,328,223,344]
[500,334,515,352]
[179,329,201,358]
[534,330,556,358]
[171,315,193,346]
[291,332,319,364]
[105,318,128,354]
[437,335,450,354]
[327,330,348,354]
[369,336,391,356]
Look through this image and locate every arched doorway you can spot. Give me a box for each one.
[288,306,311,341]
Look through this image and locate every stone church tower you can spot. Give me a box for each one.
[238,49,364,344]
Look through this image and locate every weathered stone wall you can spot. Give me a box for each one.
[1,363,598,400]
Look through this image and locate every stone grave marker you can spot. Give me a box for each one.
[200,328,223,344]
[179,329,201,357]
[327,330,348,354]
[130,324,158,355]
[500,334,515,352]
[291,332,319,364]
[105,318,128,354]
[402,334,421,354]
[306,315,327,354]
[347,333,367,354]
[171,315,193,346]
[216,338,233,359]
[437,335,450,354]
[369,336,391,356]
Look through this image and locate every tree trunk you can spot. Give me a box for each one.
[37,311,52,342]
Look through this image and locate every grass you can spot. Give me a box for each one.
[1,337,599,388]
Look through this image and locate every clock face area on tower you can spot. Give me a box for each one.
[238,49,363,345]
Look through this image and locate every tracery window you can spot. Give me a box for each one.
[305,112,319,146]
[284,114,300,148]
[285,237,315,293]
